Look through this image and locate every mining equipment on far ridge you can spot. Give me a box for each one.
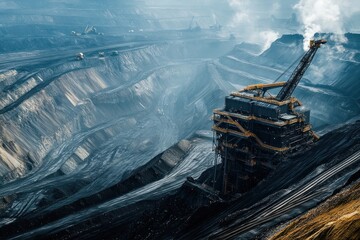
[213,39,327,194]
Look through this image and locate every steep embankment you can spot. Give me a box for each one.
[177,121,360,239]
[0,40,229,182]
[3,121,358,240]
[0,139,193,239]
[269,181,360,240]
[0,38,234,230]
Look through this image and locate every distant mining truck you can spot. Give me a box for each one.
[111,51,119,56]
[76,52,85,60]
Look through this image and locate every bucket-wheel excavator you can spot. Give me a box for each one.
[212,39,327,194]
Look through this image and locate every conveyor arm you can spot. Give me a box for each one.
[276,39,326,101]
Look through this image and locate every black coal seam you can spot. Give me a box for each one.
[177,122,360,239]
[0,142,190,239]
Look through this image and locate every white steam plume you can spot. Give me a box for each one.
[227,0,280,52]
[259,31,280,51]
[294,0,360,50]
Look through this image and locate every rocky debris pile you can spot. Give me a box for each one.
[268,180,360,240]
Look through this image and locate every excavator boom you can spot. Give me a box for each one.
[276,39,326,101]
[239,82,286,92]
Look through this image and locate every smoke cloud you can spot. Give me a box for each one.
[294,0,360,50]
[227,0,282,52]
[226,0,359,51]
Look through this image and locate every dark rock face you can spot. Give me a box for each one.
[2,121,358,240]
[178,121,360,239]
[0,140,192,239]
